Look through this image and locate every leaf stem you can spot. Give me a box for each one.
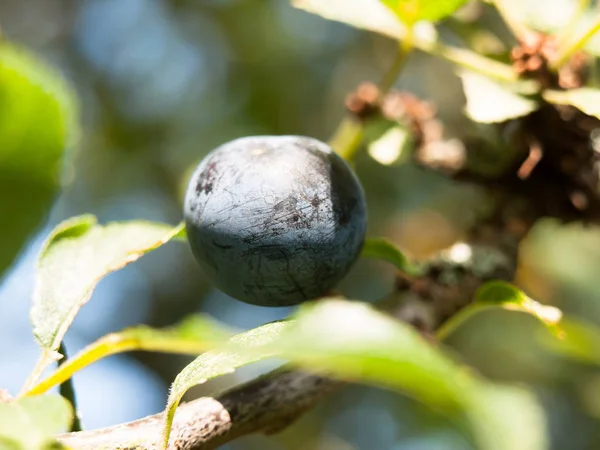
[552,16,600,69]
[435,305,497,341]
[19,352,54,397]
[381,31,414,93]
[330,29,414,161]
[426,42,518,81]
[24,332,220,397]
[58,342,83,432]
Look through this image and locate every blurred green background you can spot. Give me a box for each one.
[1,0,600,448]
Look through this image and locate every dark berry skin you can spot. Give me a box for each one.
[183,135,367,307]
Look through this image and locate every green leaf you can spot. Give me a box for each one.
[475,281,563,328]
[292,0,405,39]
[361,237,419,275]
[474,280,528,305]
[26,215,184,390]
[438,280,600,371]
[458,70,539,123]
[381,0,469,25]
[0,42,78,280]
[0,394,72,449]
[536,315,600,367]
[26,314,235,397]
[161,321,289,449]
[160,299,546,449]
[173,223,187,241]
[235,299,547,450]
[543,88,600,120]
[437,281,563,340]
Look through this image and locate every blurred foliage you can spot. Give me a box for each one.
[0,394,72,449]
[381,0,469,24]
[0,42,77,280]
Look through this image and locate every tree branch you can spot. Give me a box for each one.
[58,370,340,450]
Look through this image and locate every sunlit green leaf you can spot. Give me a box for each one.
[27,215,184,388]
[161,321,289,449]
[0,42,78,280]
[361,237,419,274]
[234,299,547,450]
[160,298,547,449]
[26,314,235,397]
[292,0,405,39]
[0,394,72,449]
[540,317,600,366]
[437,280,563,340]
[173,222,187,241]
[543,88,600,120]
[475,281,562,328]
[445,281,600,371]
[458,70,539,123]
[466,280,600,370]
[381,0,470,25]
[474,280,528,305]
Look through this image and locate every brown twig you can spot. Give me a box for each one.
[59,370,339,450]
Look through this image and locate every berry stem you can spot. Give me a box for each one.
[330,30,414,161]
[328,118,363,161]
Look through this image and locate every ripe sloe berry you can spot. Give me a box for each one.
[183,135,367,306]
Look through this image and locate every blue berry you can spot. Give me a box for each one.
[184,136,367,306]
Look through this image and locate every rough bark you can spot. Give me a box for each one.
[59,370,339,450]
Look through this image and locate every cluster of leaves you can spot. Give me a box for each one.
[4,0,600,449]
